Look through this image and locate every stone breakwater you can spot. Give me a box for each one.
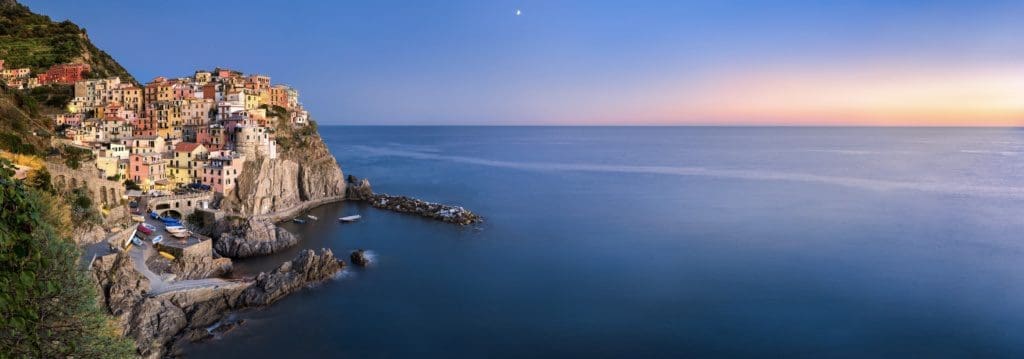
[92,249,343,358]
[368,193,481,225]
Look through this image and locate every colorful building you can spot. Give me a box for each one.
[170,142,208,185]
[37,63,91,85]
[200,150,245,193]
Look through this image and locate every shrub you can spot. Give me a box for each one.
[0,159,135,357]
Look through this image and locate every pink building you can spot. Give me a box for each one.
[56,113,83,126]
[128,152,168,190]
[199,151,245,193]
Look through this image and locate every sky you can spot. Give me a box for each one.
[21,0,1024,126]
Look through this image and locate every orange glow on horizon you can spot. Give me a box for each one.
[651,64,1024,126]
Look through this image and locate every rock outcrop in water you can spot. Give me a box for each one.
[239,249,345,306]
[350,249,371,267]
[214,218,298,258]
[345,175,374,201]
[369,193,481,225]
[91,249,342,358]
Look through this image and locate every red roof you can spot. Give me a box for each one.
[175,142,203,152]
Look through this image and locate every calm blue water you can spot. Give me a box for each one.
[192,127,1024,358]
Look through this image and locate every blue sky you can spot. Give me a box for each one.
[21,0,1024,125]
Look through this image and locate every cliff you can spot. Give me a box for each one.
[92,249,343,358]
[221,123,347,218]
[214,217,298,258]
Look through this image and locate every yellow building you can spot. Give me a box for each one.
[243,89,261,111]
[148,101,182,140]
[169,142,208,186]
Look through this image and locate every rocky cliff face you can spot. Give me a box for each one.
[171,253,233,280]
[214,217,298,258]
[92,249,342,358]
[238,249,345,306]
[222,129,346,217]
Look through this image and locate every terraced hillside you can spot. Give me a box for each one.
[0,0,137,154]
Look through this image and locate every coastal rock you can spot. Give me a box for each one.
[91,252,149,318]
[350,249,371,267]
[367,193,481,225]
[222,130,346,217]
[125,297,187,358]
[171,254,233,280]
[92,249,342,357]
[345,175,374,201]
[214,218,298,258]
[239,249,344,306]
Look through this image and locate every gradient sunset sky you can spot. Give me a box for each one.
[22,0,1024,126]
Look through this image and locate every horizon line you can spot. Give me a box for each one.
[318,123,1024,128]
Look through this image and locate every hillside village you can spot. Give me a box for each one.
[2,59,311,194]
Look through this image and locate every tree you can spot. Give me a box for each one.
[0,159,134,357]
[123,179,140,191]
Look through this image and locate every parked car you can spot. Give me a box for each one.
[137,223,155,235]
[151,235,164,245]
[131,214,145,223]
[149,211,160,220]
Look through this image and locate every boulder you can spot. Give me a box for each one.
[239,249,344,306]
[345,175,374,200]
[170,255,233,280]
[214,218,298,258]
[350,249,371,267]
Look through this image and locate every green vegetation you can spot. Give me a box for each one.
[0,1,135,82]
[274,116,319,153]
[123,179,140,191]
[58,144,93,169]
[68,186,101,224]
[0,159,135,358]
[0,0,138,156]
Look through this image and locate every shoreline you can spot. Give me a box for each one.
[251,195,346,223]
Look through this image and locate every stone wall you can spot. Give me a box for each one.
[147,192,215,218]
[46,160,129,224]
[156,237,212,259]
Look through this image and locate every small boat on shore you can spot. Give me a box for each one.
[307,214,318,220]
[292,218,307,224]
[339,215,361,223]
[170,230,190,239]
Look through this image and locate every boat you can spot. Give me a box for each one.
[307,214,318,220]
[170,230,190,239]
[339,215,362,223]
[160,216,182,225]
[151,235,164,245]
[164,226,187,235]
[292,218,306,224]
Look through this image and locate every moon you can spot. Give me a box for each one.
[515,9,522,16]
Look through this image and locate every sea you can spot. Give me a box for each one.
[189,126,1024,358]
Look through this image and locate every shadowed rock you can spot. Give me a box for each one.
[214,218,298,258]
[350,249,370,267]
